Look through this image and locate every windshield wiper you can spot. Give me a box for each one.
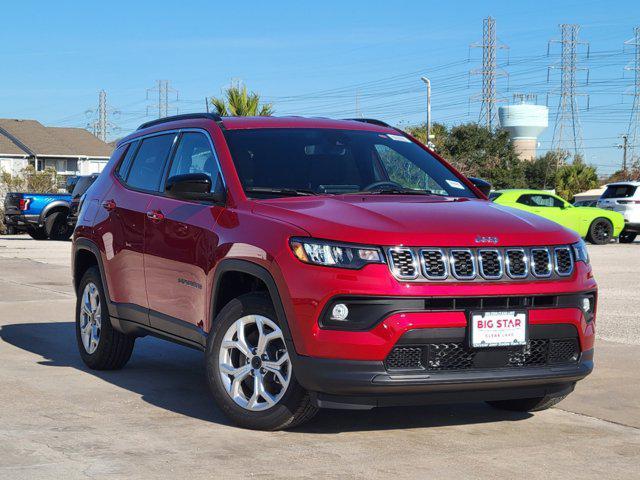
[245,187,318,197]
[362,188,435,195]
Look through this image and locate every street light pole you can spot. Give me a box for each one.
[420,77,431,148]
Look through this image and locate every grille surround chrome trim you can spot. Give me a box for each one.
[505,248,529,279]
[449,249,477,280]
[419,248,449,280]
[387,247,419,280]
[530,247,553,278]
[478,248,503,280]
[554,246,574,277]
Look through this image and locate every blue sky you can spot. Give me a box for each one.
[1,0,638,175]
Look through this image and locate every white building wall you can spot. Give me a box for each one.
[78,158,108,175]
[0,156,28,175]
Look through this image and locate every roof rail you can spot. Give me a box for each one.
[343,118,392,128]
[137,113,222,130]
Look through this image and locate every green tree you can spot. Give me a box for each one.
[211,82,273,116]
[555,155,599,201]
[404,122,448,151]
[441,123,526,189]
[523,150,568,190]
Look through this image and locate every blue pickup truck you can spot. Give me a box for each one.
[3,191,73,240]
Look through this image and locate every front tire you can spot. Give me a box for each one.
[619,231,637,244]
[487,393,568,412]
[587,218,613,245]
[45,211,72,240]
[76,266,135,370]
[205,293,317,430]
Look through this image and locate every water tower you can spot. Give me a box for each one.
[498,94,548,161]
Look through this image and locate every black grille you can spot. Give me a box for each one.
[506,249,527,277]
[531,249,551,277]
[451,250,475,278]
[555,248,573,275]
[385,338,579,372]
[389,249,417,278]
[421,249,447,279]
[385,346,423,370]
[479,250,502,278]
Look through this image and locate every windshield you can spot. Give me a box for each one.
[223,128,477,198]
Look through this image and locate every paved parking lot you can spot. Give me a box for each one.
[0,235,639,479]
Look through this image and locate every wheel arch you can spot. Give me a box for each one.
[210,259,295,346]
[39,200,70,223]
[73,238,116,316]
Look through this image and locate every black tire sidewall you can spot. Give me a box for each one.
[205,293,309,430]
[588,218,613,245]
[46,211,72,241]
[619,232,637,243]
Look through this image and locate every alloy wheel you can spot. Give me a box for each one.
[79,282,102,354]
[593,220,612,244]
[218,315,291,411]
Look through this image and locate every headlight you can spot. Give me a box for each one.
[571,239,590,264]
[289,238,384,269]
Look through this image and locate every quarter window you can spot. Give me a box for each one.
[117,141,138,180]
[517,194,565,208]
[126,134,176,191]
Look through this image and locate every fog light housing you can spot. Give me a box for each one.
[581,297,591,313]
[331,303,349,321]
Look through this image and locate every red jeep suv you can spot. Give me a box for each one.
[72,114,595,430]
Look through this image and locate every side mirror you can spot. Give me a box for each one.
[468,177,492,197]
[165,173,226,204]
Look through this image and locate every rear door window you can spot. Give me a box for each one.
[126,134,176,192]
[601,185,638,199]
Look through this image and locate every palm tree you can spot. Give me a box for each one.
[211,83,273,116]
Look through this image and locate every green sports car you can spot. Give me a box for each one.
[490,189,625,245]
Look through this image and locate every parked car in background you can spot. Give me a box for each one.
[491,189,624,244]
[3,191,72,240]
[72,113,596,430]
[67,174,100,229]
[597,181,640,243]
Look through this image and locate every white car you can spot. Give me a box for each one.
[597,181,640,243]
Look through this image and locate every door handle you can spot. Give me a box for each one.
[146,210,165,222]
[101,199,116,211]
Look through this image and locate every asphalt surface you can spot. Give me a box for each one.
[0,235,639,479]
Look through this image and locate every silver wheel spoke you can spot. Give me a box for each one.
[247,372,262,409]
[78,282,101,355]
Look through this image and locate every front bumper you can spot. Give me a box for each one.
[295,349,592,409]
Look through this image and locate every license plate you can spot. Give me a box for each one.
[470,311,527,348]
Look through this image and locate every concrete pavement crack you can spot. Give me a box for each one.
[554,407,640,432]
[0,277,73,297]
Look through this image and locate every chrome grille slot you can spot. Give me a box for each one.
[388,248,418,279]
[420,249,448,280]
[450,249,476,279]
[505,248,528,278]
[531,248,552,277]
[554,247,574,276]
[478,249,503,279]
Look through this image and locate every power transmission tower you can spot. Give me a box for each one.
[624,27,640,166]
[618,134,629,178]
[547,24,590,159]
[87,90,118,142]
[470,16,509,130]
[146,80,179,118]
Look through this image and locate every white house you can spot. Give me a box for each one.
[0,119,113,180]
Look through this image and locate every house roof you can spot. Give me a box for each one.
[0,119,113,157]
[0,133,26,156]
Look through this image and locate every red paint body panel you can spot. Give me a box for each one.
[74,116,597,367]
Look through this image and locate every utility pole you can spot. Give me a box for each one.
[87,90,117,142]
[618,134,629,178]
[420,77,432,148]
[548,24,589,159]
[470,16,509,130]
[624,27,640,165]
[146,80,178,118]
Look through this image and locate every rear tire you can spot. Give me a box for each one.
[76,266,135,370]
[587,218,613,245]
[205,293,318,430]
[487,393,568,412]
[619,231,637,244]
[45,211,72,241]
[26,226,48,240]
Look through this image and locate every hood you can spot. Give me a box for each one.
[252,195,579,247]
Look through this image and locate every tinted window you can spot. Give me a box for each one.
[224,128,476,198]
[517,194,564,208]
[167,132,222,192]
[126,135,175,191]
[117,141,138,180]
[71,175,98,198]
[601,184,637,199]
[489,192,503,201]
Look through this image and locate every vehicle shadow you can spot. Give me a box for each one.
[1,321,532,433]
